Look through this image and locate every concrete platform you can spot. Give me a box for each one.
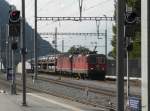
[0,91,105,111]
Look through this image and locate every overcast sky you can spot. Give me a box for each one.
[6,0,115,54]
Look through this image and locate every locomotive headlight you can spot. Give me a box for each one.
[90,68,94,70]
[101,67,105,71]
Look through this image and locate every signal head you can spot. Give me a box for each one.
[9,10,20,22]
[125,11,137,24]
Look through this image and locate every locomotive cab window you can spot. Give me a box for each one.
[88,56,97,64]
[97,57,105,64]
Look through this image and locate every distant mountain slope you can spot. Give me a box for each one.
[0,0,55,68]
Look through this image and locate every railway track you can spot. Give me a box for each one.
[37,76,115,96]
[0,73,117,110]
[31,73,140,96]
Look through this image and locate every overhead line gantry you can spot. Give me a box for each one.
[37,16,114,21]
[39,32,106,37]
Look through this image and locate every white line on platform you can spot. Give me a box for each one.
[28,93,87,111]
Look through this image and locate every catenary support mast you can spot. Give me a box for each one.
[22,0,26,106]
[33,0,38,82]
[116,0,125,111]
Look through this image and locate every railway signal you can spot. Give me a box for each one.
[9,10,21,50]
[126,42,133,51]
[125,11,137,24]
[9,10,21,37]
[125,11,138,37]
[11,42,18,50]
[8,9,21,95]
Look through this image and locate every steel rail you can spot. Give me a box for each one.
[34,74,140,97]
[37,76,116,97]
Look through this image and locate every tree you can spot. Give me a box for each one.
[67,46,96,54]
[110,25,117,58]
[110,0,141,59]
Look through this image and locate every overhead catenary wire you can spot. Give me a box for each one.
[30,0,114,55]
[35,0,113,17]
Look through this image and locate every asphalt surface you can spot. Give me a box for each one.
[0,91,105,111]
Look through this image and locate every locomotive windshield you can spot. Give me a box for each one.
[88,55,97,64]
[97,57,105,64]
[87,55,106,64]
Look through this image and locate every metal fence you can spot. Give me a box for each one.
[107,59,141,77]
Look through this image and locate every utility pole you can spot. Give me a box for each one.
[33,0,38,82]
[11,44,16,94]
[62,39,64,53]
[103,15,107,58]
[30,29,33,70]
[116,0,125,111]
[22,0,27,106]
[96,21,101,39]
[141,0,150,110]
[7,25,11,78]
[125,3,129,106]
[6,25,9,78]
[126,49,129,99]
[103,15,108,77]
[54,27,57,73]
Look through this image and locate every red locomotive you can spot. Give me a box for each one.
[56,54,106,80]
